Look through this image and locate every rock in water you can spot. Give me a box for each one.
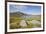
[31,20,41,28]
[31,20,41,24]
[19,20,27,27]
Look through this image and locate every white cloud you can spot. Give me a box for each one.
[13,5,27,11]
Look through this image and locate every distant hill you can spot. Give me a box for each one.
[10,11,41,18]
[10,11,27,17]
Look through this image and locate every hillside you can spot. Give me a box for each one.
[10,11,41,18]
[10,11,28,17]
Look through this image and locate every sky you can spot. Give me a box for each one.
[9,4,41,15]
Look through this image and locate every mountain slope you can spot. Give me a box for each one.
[10,11,27,17]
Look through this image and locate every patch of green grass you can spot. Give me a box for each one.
[10,23,21,29]
[10,16,41,29]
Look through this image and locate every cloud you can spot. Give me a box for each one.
[10,5,41,15]
[13,5,28,11]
